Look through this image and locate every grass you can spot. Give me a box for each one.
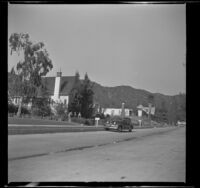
[8,117,170,135]
[8,117,80,126]
[8,117,104,135]
[8,126,105,135]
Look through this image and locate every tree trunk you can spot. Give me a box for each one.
[17,97,23,117]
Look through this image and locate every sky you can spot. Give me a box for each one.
[8,4,186,96]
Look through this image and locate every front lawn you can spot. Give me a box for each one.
[8,117,79,126]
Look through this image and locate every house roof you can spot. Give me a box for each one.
[41,76,75,96]
[8,72,75,97]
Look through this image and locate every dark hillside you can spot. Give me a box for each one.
[92,82,186,122]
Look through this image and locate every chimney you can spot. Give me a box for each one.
[53,71,62,99]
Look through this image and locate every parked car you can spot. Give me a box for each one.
[104,117,133,132]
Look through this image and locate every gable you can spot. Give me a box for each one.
[41,76,75,96]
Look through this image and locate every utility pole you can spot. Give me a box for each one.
[121,102,125,118]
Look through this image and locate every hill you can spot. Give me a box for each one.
[92,82,186,122]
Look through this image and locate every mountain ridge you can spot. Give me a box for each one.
[91,81,186,122]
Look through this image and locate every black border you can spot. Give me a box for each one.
[185,2,199,188]
[1,1,8,188]
[2,0,199,187]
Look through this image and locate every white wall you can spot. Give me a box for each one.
[103,108,131,117]
[51,95,69,106]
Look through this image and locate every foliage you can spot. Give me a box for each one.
[31,98,52,117]
[71,117,94,125]
[31,82,52,117]
[8,32,53,117]
[21,106,30,115]
[68,71,82,115]
[94,113,105,119]
[153,108,168,123]
[84,119,94,126]
[8,103,30,115]
[54,102,68,119]
[80,73,94,118]
[148,94,154,104]
[68,72,94,119]
[8,103,18,114]
[167,97,178,124]
[71,117,87,125]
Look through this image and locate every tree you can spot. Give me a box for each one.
[68,71,82,116]
[31,83,52,117]
[161,100,167,113]
[54,102,68,120]
[80,73,94,118]
[167,97,178,125]
[68,72,94,118]
[8,69,23,102]
[9,33,53,117]
[147,94,154,120]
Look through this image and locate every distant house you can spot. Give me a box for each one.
[102,108,132,117]
[137,104,155,117]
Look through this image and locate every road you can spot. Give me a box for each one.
[8,126,185,182]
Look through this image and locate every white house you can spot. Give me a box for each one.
[137,104,155,117]
[49,72,69,105]
[9,71,75,109]
[102,108,132,117]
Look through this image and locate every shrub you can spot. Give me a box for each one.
[84,119,94,126]
[21,106,30,115]
[98,119,106,125]
[8,103,30,115]
[94,113,105,119]
[60,113,68,121]
[32,98,52,117]
[31,108,41,117]
[8,103,18,114]
[31,107,51,117]
[71,117,94,125]
[71,117,86,124]
[49,115,59,121]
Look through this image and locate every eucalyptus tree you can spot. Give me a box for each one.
[9,33,53,117]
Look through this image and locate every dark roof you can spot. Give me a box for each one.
[8,73,75,97]
[41,76,75,96]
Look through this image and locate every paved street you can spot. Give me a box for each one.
[8,126,185,182]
